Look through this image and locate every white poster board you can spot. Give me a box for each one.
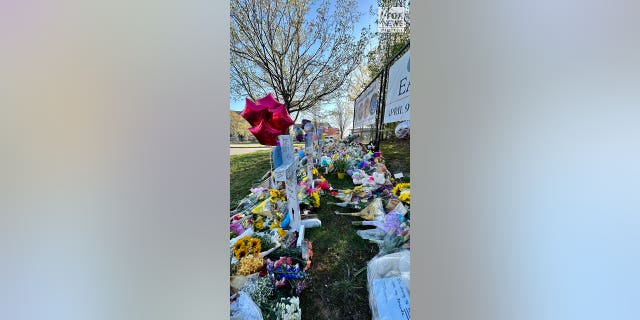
[383,50,410,124]
[354,78,380,128]
[372,277,410,320]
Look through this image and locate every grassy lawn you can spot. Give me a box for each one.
[230,139,410,319]
[380,138,410,180]
[229,150,272,209]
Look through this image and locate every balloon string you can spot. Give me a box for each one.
[270,147,274,189]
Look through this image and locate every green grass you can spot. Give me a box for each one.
[380,138,410,180]
[230,150,272,209]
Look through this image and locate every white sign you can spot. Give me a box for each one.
[378,6,407,33]
[372,277,410,320]
[394,172,404,179]
[354,78,380,128]
[384,50,410,124]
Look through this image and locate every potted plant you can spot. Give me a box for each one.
[334,158,348,179]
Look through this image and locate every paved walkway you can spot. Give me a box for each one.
[229,143,304,155]
[230,146,271,155]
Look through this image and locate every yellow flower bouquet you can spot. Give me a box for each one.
[392,182,410,205]
[232,235,262,260]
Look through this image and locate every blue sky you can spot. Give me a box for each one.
[230,0,379,112]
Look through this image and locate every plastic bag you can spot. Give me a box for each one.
[356,228,386,244]
[367,250,410,320]
[230,291,263,320]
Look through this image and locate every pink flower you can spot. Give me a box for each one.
[230,222,244,235]
[274,259,283,268]
[275,278,286,288]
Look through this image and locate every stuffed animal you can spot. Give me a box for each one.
[372,172,386,185]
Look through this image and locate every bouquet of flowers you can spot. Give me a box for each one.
[236,255,265,276]
[297,181,321,209]
[233,235,262,260]
[335,198,385,221]
[265,296,301,320]
[265,257,310,297]
[241,275,274,311]
[379,226,411,255]
[229,221,245,239]
[269,188,286,202]
[253,216,266,231]
[392,182,411,205]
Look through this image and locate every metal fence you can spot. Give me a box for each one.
[352,41,410,150]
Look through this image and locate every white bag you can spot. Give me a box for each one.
[230,291,263,320]
[367,250,411,320]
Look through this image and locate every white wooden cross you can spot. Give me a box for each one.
[273,135,307,246]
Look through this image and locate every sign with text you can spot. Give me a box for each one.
[372,277,410,320]
[354,78,380,128]
[378,5,408,34]
[384,50,410,124]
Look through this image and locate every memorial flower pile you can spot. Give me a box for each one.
[230,135,410,319]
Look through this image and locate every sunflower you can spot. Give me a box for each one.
[252,242,261,256]
[392,183,411,197]
[398,192,410,204]
[233,241,243,251]
[235,248,248,260]
[250,238,260,247]
[312,168,319,175]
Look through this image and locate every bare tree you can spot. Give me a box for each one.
[329,101,353,139]
[230,0,370,121]
[300,103,329,124]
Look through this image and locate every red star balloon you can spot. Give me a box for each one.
[242,93,294,145]
[249,119,283,146]
[269,104,294,131]
[240,97,269,127]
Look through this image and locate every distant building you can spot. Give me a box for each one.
[294,122,340,138]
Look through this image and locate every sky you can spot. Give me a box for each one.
[229,0,379,114]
